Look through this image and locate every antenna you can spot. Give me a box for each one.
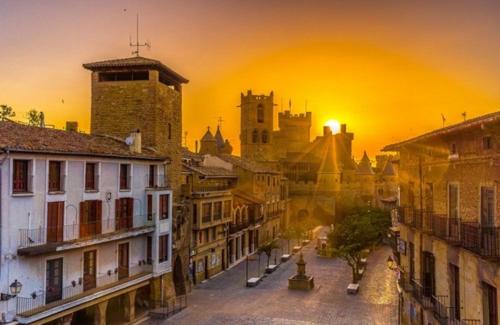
[129,14,150,56]
[441,113,446,128]
[462,111,467,121]
[289,99,292,113]
[216,116,224,128]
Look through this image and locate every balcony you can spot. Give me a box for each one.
[461,222,500,258]
[433,216,460,244]
[16,264,152,318]
[398,271,414,292]
[431,295,449,325]
[18,217,154,255]
[229,222,249,234]
[411,279,433,309]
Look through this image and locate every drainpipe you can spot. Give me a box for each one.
[0,149,10,311]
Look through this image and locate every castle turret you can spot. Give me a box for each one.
[199,127,217,155]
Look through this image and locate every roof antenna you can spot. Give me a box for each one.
[129,14,150,57]
[462,111,467,121]
[289,99,292,113]
[441,113,446,128]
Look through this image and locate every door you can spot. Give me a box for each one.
[118,243,129,280]
[46,258,63,304]
[47,202,64,243]
[204,256,209,280]
[83,250,96,291]
[481,187,495,254]
[115,198,133,231]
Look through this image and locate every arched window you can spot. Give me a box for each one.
[257,104,264,123]
[262,130,269,144]
[168,123,172,140]
[252,129,259,143]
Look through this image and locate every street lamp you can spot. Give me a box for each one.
[1,279,22,301]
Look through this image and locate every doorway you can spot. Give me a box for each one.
[83,250,96,291]
[118,243,129,280]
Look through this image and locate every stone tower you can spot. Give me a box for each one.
[274,110,312,157]
[239,90,275,161]
[83,56,190,297]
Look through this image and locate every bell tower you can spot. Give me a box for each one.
[239,90,275,161]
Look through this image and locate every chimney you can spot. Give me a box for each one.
[340,124,347,134]
[195,140,199,153]
[128,129,142,153]
[66,121,78,132]
[323,126,332,136]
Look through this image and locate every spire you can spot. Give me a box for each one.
[382,157,395,176]
[356,151,374,175]
[214,125,225,149]
[201,126,215,142]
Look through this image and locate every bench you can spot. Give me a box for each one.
[347,283,360,294]
[265,264,278,274]
[246,277,262,287]
[281,254,291,262]
[292,246,302,253]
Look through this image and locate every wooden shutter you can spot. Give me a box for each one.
[79,201,88,238]
[127,197,134,228]
[115,199,121,230]
[96,200,102,234]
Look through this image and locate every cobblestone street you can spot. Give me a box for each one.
[152,243,398,325]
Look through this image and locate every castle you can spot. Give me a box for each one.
[237,90,399,222]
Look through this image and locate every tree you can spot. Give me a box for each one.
[257,239,281,267]
[26,109,41,126]
[328,207,390,283]
[0,105,15,121]
[281,227,294,254]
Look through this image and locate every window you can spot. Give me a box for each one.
[148,165,156,188]
[449,264,460,321]
[223,201,231,219]
[147,195,153,220]
[450,143,457,154]
[159,194,169,220]
[13,159,30,193]
[257,104,264,123]
[483,136,492,150]
[482,282,498,325]
[48,161,63,192]
[211,227,216,241]
[481,187,494,226]
[146,236,152,264]
[193,204,198,225]
[262,130,269,144]
[85,163,98,191]
[252,129,259,143]
[202,203,212,223]
[98,70,149,82]
[168,123,172,140]
[448,184,459,219]
[213,202,222,220]
[115,198,133,230]
[120,164,131,190]
[159,234,169,262]
[79,200,103,237]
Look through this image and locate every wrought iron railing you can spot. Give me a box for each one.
[411,279,433,309]
[431,295,449,325]
[16,264,152,315]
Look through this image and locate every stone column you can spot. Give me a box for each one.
[95,300,108,325]
[125,290,137,322]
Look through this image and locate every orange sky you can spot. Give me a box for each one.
[1,0,500,159]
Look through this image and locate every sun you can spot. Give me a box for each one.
[325,119,341,134]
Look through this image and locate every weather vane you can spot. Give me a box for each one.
[129,14,150,56]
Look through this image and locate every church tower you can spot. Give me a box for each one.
[239,90,275,161]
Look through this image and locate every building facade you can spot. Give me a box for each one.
[384,111,499,325]
[0,122,173,324]
[83,56,190,299]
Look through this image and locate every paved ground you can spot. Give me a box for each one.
[150,240,398,325]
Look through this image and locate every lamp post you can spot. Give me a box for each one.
[1,279,22,301]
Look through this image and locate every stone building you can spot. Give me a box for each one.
[384,111,499,325]
[181,155,236,284]
[238,90,398,223]
[0,121,173,324]
[83,56,190,300]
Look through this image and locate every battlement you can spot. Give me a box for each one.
[240,90,274,102]
[278,110,312,123]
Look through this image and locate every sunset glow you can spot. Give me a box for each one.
[325,119,341,134]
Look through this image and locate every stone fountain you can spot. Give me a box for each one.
[288,252,314,290]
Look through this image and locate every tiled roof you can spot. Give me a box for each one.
[383,111,500,151]
[82,56,189,83]
[183,163,237,178]
[0,120,167,161]
[218,154,280,174]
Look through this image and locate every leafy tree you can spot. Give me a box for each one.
[0,105,15,121]
[26,109,41,126]
[257,239,281,267]
[281,227,294,254]
[328,207,390,283]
